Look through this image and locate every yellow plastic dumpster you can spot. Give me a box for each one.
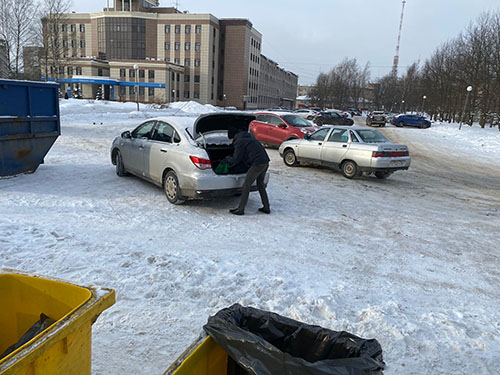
[163,334,230,375]
[0,269,115,375]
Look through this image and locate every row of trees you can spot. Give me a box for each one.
[311,10,500,128]
[310,58,370,110]
[0,0,69,80]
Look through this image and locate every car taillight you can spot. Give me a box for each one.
[372,151,409,157]
[190,155,212,170]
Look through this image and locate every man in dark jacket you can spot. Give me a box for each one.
[225,127,270,215]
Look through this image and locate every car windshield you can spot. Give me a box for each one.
[282,115,311,127]
[356,129,389,143]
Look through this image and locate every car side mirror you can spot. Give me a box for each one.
[278,123,287,128]
[121,131,131,139]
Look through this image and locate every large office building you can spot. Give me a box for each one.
[0,39,8,78]
[38,0,297,109]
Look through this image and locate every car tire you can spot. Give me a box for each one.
[316,119,324,126]
[163,171,185,205]
[283,149,298,167]
[375,171,391,179]
[341,160,358,179]
[115,150,127,177]
[396,121,404,127]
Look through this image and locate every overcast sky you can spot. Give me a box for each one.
[71,0,500,85]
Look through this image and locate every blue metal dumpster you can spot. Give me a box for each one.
[0,79,60,177]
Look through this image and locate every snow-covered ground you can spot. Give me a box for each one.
[1,100,499,374]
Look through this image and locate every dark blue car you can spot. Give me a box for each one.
[391,114,431,128]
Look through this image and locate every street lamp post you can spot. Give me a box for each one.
[223,93,227,110]
[421,95,427,115]
[459,86,473,130]
[400,100,405,113]
[133,63,139,111]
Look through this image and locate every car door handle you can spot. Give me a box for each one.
[342,144,347,148]
[139,146,144,150]
[318,142,322,145]
[160,148,168,153]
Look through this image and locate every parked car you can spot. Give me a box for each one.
[110,113,269,204]
[294,108,318,120]
[313,111,354,126]
[249,112,319,147]
[392,114,431,128]
[366,111,386,127]
[385,113,396,124]
[348,108,362,116]
[278,126,411,179]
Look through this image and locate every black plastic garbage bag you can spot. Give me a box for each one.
[203,304,385,375]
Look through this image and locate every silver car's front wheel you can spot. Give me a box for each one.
[283,149,298,167]
[163,171,185,205]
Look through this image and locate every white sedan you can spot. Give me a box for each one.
[278,126,411,179]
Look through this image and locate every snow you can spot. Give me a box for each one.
[1,100,500,374]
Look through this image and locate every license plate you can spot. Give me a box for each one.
[390,160,405,166]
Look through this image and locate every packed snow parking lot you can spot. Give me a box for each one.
[1,100,500,374]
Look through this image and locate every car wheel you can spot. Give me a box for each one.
[283,149,298,167]
[396,121,404,127]
[341,160,358,179]
[115,150,127,177]
[316,119,324,126]
[163,171,185,205]
[375,171,391,179]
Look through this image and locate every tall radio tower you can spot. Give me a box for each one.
[392,0,406,77]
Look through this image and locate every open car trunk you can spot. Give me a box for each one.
[193,112,255,175]
[204,143,249,175]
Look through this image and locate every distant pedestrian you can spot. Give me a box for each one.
[225,127,270,215]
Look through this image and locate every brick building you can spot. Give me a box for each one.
[39,1,297,108]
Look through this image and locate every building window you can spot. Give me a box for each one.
[195,25,201,34]
[148,87,154,96]
[171,72,175,80]
[148,70,154,79]
[71,40,76,48]
[59,66,64,75]
[165,42,170,50]
[98,68,103,76]
[80,40,85,48]
[184,58,190,66]
[120,68,126,77]
[174,58,180,64]
[184,75,190,82]
[185,42,190,51]
[67,67,73,75]
[129,69,135,78]
[194,91,200,99]
[165,25,170,33]
[175,25,180,34]
[174,42,180,50]
[80,24,85,32]
[139,69,145,78]
[195,42,201,51]
[194,75,200,83]
[139,87,145,96]
[129,86,135,95]
[213,28,216,37]
[185,25,191,34]
[62,24,67,32]
[194,59,200,67]
[184,91,190,99]
[70,24,76,32]
[63,40,68,48]
[120,86,126,95]
[75,67,82,75]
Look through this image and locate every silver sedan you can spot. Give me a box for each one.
[278,126,411,179]
[110,113,269,204]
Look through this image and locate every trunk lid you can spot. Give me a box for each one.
[193,112,256,139]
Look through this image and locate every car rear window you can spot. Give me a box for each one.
[282,115,311,127]
[356,129,389,143]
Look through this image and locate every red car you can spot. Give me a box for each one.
[250,112,320,146]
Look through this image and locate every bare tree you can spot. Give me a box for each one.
[38,0,71,80]
[0,0,38,77]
